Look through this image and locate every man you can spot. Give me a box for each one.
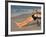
[15,12,41,28]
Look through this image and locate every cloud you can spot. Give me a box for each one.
[11,5,41,17]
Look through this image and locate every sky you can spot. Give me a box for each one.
[11,5,41,17]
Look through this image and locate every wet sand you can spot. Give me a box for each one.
[11,16,41,32]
